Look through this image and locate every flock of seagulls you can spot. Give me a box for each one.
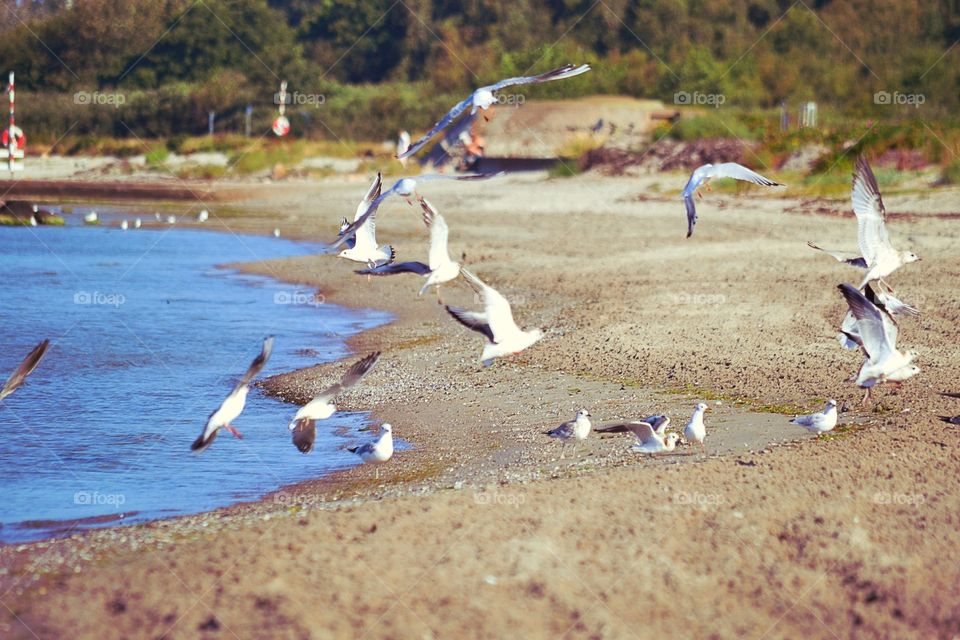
[0,67,952,480]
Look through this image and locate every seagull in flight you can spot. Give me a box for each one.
[682,162,783,237]
[544,409,592,459]
[347,423,394,479]
[191,336,274,453]
[790,399,838,437]
[0,339,50,402]
[354,197,461,303]
[838,283,919,404]
[445,269,543,366]
[336,173,394,268]
[398,64,591,159]
[837,283,915,351]
[288,352,381,453]
[330,173,501,251]
[808,156,919,290]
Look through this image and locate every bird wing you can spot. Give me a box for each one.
[398,94,475,160]
[806,242,868,268]
[684,194,698,238]
[838,284,896,363]
[546,419,575,438]
[420,197,451,269]
[459,269,521,343]
[708,163,783,187]
[415,172,504,184]
[595,421,647,434]
[445,306,495,343]
[330,189,392,250]
[354,173,382,221]
[229,336,274,396]
[0,339,50,401]
[941,392,960,400]
[623,421,657,444]
[484,64,591,92]
[307,352,381,406]
[851,156,892,265]
[355,261,431,276]
[291,418,316,454]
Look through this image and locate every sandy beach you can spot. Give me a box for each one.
[2,170,959,639]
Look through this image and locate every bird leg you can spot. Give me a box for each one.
[705,178,712,192]
[701,442,706,457]
[225,424,243,439]
[559,442,566,460]
[436,285,445,306]
[375,467,380,480]
[484,104,496,123]
[860,387,872,407]
[879,277,894,293]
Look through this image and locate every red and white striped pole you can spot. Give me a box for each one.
[8,71,14,173]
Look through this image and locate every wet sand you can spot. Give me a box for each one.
[2,172,959,639]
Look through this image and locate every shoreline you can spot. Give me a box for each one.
[2,173,958,639]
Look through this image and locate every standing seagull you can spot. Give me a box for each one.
[191,336,274,453]
[808,156,919,290]
[331,173,501,250]
[336,173,394,267]
[398,64,591,160]
[545,409,592,459]
[683,403,710,455]
[791,399,838,437]
[288,352,381,453]
[629,423,680,457]
[838,283,919,404]
[0,339,51,402]
[354,197,461,303]
[445,269,544,366]
[682,163,783,237]
[348,423,394,479]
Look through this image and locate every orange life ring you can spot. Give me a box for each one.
[2,126,25,149]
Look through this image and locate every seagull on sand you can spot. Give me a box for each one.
[595,414,670,435]
[545,409,592,459]
[790,399,838,437]
[398,64,591,160]
[683,402,710,454]
[808,156,919,290]
[191,336,274,453]
[354,197,461,303]
[681,163,783,237]
[445,269,543,366]
[331,173,502,250]
[838,283,919,404]
[348,423,394,479]
[288,352,381,454]
[629,423,680,457]
[0,339,50,402]
[336,173,395,268]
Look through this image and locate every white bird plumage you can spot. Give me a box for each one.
[629,422,680,456]
[545,409,592,459]
[791,399,838,436]
[337,173,395,267]
[682,402,710,454]
[681,162,782,237]
[348,423,394,479]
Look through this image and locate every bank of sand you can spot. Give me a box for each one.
[2,172,959,639]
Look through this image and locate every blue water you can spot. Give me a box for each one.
[0,224,391,543]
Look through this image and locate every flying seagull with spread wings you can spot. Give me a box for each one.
[191,336,274,453]
[0,339,50,402]
[336,172,394,267]
[808,156,919,290]
[330,173,501,251]
[838,283,919,404]
[682,163,783,237]
[445,269,543,366]
[837,283,915,351]
[398,64,591,160]
[354,197,462,303]
[288,352,381,454]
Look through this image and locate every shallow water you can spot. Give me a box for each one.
[0,224,391,543]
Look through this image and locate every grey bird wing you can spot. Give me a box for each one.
[941,392,960,400]
[291,418,317,454]
[398,95,475,160]
[308,351,381,405]
[684,194,698,238]
[807,242,867,268]
[0,339,50,401]
[330,190,390,250]
[231,336,274,395]
[445,306,494,343]
[459,268,521,343]
[355,261,431,276]
[485,64,591,92]
[709,163,783,187]
[852,156,892,265]
[546,419,575,438]
[420,197,451,269]
[838,283,895,362]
